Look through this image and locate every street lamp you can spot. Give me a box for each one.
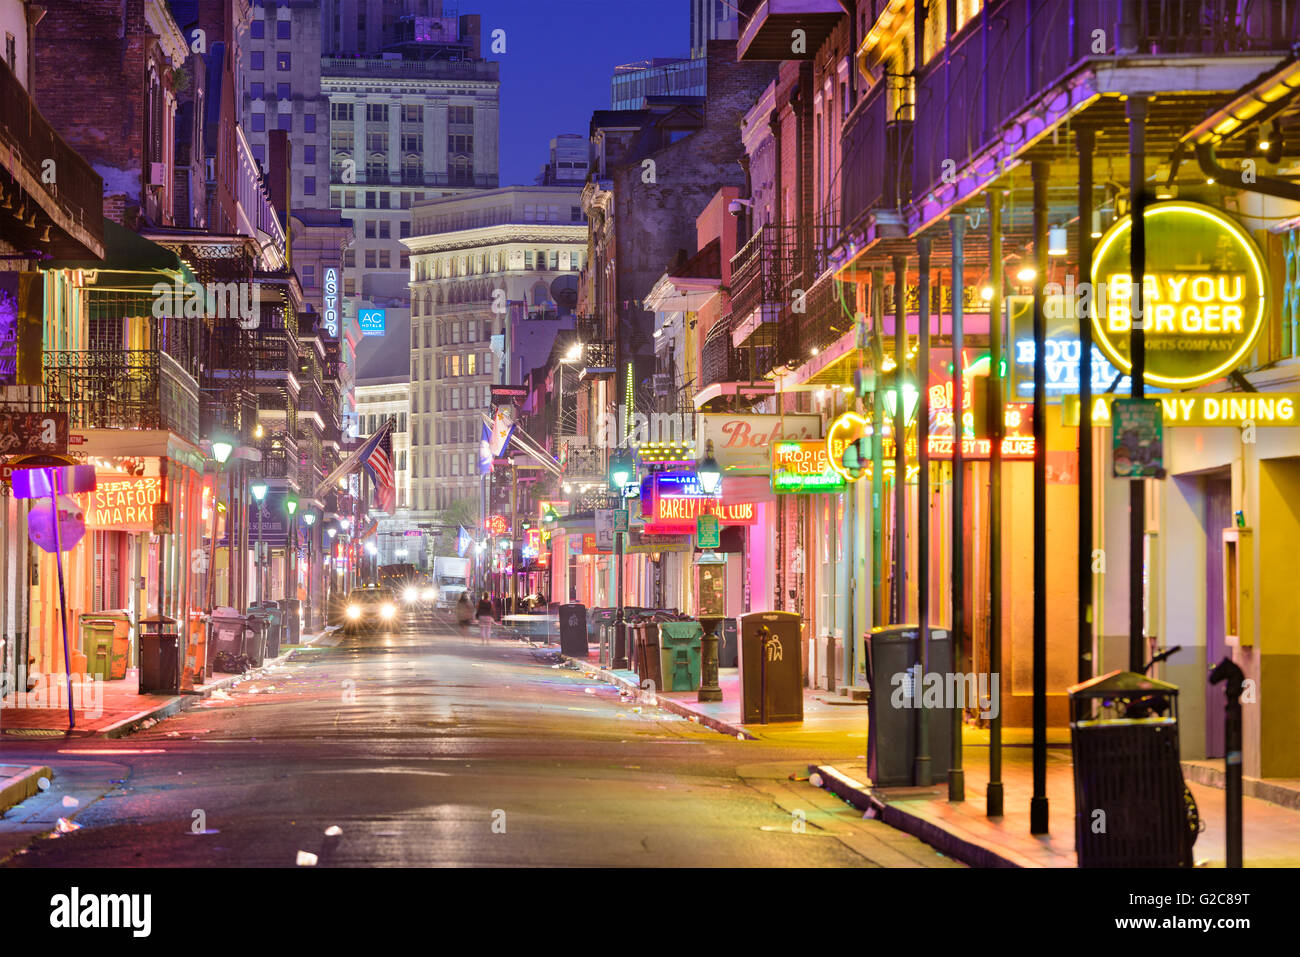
[696,440,721,495]
[284,493,299,603]
[251,480,268,605]
[607,449,635,668]
[211,439,234,465]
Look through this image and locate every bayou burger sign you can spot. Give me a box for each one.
[1092,203,1268,388]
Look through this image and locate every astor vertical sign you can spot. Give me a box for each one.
[1092,203,1268,388]
[323,268,339,337]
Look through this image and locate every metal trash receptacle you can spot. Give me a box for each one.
[559,603,588,657]
[658,621,703,693]
[739,611,803,723]
[242,614,269,668]
[249,602,283,658]
[864,625,953,787]
[138,615,181,695]
[280,599,302,645]
[719,618,738,669]
[80,614,118,681]
[1068,670,1197,867]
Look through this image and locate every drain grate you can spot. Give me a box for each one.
[1,728,67,737]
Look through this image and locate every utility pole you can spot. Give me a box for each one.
[871,267,885,625]
[1030,159,1050,836]
[1077,126,1096,684]
[915,237,932,788]
[891,253,908,623]
[1127,95,1149,673]
[986,189,1004,818]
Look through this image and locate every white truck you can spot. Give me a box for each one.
[432,556,471,609]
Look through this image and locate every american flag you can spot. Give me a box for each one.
[360,422,396,514]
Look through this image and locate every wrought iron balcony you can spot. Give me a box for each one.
[0,59,103,258]
[842,80,912,228]
[560,442,608,483]
[43,350,201,444]
[700,315,751,388]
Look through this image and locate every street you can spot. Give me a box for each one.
[0,616,959,868]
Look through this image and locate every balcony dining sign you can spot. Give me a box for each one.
[1091,202,1269,389]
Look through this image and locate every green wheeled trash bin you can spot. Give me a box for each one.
[658,621,703,692]
[1068,670,1200,867]
[80,614,116,681]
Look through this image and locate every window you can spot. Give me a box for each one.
[467,353,477,375]
[303,145,316,164]
[448,133,473,154]
[331,102,354,123]
[449,106,473,125]
[399,413,407,433]
[277,20,290,40]
[399,220,410,238]
[276,82,290,99]
[344,278,356,296]
[276,52,290,71]
[379,220,390,239]
[379,193,390,209]
[366,191,376,208]
[304,113,316,133]
[278,112,291,131]
[366,104,388,123]
[250,19,264,39]
[378,249,391,268]
[304,176,316,195]
[365,249,377,268]
[251,81,264,99]
[365,220,376,238]
[252,112,266,132]
[571,206,583,222]
[402,104,423,123]
[401,132,422,153]
[524,250,534,269]
[301,265,315,287]
[400,250,409,269]
[251,51,264,71]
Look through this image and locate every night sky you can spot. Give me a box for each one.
[478,0,689,185]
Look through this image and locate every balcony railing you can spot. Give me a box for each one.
[333,170,499,190]
[561,442,608,482]
[700,315,751,388]
[0,59,103,257]
[729,224,841,349]
[43,350,201,444]
[910,0,1298,203]
[842,80,912,227]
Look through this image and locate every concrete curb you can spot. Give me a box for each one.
[1182,760,1300,812]
[562,653,757,740]
[809,763,1023,869]
[0,765,53,817]
[101,638,313,739]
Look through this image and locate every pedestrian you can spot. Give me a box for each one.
[476,591,493,644]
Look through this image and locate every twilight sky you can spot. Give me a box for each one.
[478,0,690,185]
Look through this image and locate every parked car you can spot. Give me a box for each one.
[343,586,402,635]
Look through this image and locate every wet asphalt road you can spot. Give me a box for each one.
[0,613,961,867]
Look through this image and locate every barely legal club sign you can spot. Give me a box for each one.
[641,471,756,533]
[1092,203,1268,388]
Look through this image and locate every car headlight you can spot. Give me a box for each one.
[346,604,361,620]
[403,587,419,603]
[380,603,396,619]
[423,588,437,601]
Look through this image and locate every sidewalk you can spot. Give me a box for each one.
[566,647,1300,868]
[0,626,338,738]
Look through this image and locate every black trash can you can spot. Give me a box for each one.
[280,599,302,645]
[719,617,738,669]
[1068,670,1197,867]
[138,615,181,695]
[209,611,248,672]
[559,602,588,658]
[739,611,803,723]
[248,602,282,659]
[864,625,953,787]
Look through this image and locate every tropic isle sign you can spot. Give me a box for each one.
[1092,202,1268,389]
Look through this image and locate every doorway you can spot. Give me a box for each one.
[1204,474,1231,758]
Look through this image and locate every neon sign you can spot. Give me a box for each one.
[323,268,339,337]
[1091,203,1268,388]
[772,440,846,493]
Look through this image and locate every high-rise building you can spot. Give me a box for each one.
[404,186,587,520]
[536,134,589,187]
[323,12,499,438]
[320,0,480,59]
[690,0,738,59]
[240,0,331,211]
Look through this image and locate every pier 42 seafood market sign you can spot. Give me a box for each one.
[1091,202,1268,389]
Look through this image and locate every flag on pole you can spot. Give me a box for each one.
[457,526,471,557]
[478,421,493,475]
[359,424,396,514]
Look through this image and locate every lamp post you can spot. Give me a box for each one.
[696,440,723,703]
[251,480,268,606]
[303,511,316,632]
[285,492,299,603]
[608,449,633,669]
[204,436,233,618]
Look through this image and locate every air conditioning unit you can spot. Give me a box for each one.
[653,374,670,396]
[148,162,168,187]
